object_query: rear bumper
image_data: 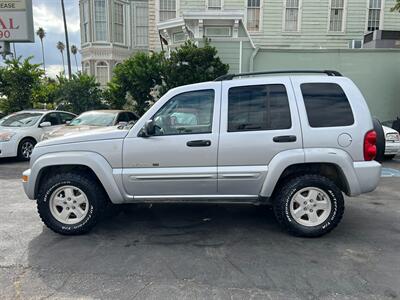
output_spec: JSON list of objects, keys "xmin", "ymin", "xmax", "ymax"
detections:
[
  {"xmin": 384, "ymin": 142, "xmax": 400, "ymax": 155},
  {"xmin": 352, "ymin": 161, "xmax": 381, "ymax": 196}
]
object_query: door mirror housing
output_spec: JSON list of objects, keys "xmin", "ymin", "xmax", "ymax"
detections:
[
  {"xmin": 141, "ymin": 119, "xmax": 156, "ymax": 137},
  {"xmin": 39, "ymin": 121, "xmax": 51, "ymax": 128}
]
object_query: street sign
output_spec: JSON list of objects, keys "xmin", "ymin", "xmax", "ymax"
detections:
[{"xmin": 0, "ymin": 0, "xmax": 33, "ymax": 42}]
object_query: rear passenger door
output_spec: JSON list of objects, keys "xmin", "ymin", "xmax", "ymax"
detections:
[{"xmin": 218, "ymin": 77, "xmax": 303, "ymax": 195}]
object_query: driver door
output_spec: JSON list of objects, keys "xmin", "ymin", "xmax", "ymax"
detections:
[{"xmin": 122, "ymin": 85, "xmax": 220, "ymax": 197}]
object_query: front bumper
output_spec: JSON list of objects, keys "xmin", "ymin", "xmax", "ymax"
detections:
[
  {"xmin": 0, "ymin": 141, "xmax": 17, "ymax": 158},
  {"xmin": 353, "ymin": 160, "xmax": 381, "ymax": 195},
  {"xmin": 22, "ymin": 169, "xmax": 35, "ymax": 200}
]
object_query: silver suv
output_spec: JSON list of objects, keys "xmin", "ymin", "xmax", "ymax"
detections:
[{"xmin": 22, "ymin": 70, "xmax": 381, "ymax": 237}]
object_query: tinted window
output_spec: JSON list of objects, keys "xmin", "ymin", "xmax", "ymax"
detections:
[
  {"xmin": 42, "ymin": 113, "xmax": 60, "ymax": 126},
  {"xmin": 301, "ymin": 83, "xmax": 354, "ymax": 128},
  {"xmin": 117, "ymin": 112, "xmax": 129, "ymax": 123},
  {"xmin": 59, "ymin": 113, "xmax": 75, "ymax": 124},
  {"xmin": 127, "ymin": 112, "xmax": 139, "ymax": 122},
  {"xmin": 228, "ymin": 84, "xmax": 291, "ymax": 132},
  {"xmin": 152, "ymin": 90, "xmax": 215, "ymax": 136}
]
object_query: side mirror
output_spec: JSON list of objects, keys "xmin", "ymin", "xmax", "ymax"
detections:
[
  {"xmin": 66, "ymin": 121, "xmax": 71, "ymax": 125},
  {"xmin": 117, "ymin": 121, "xmax": 128, "ymax": 127},
  {"xmin": 39, "ymin": 121, "xmax": 51, "ymax": 128},
  {"xmin": 141, "ymin": 119, "xmax": 156, "ymax": 137}
]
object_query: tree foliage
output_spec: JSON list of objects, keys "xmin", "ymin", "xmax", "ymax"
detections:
[
  {"xmin": 161, "ymin": 40, "xmax": 229, "ymax": 94},
  {"xmin": 54, "ymin": 73, "xmax": 105, "ymax": 114},
  {"xmin": 0, "ymin": 57, "xmax": 44, "ymax": 114},
  {"xmin": 106, "ymin": 52, "xmax": 164, "ymax": 116},
  {"xmin": 391, "ymin": 0, "xmax": 400, "ymax": 12},
  {"xmin": 106, "ymin": 41, "xmax": 229, "ymax": 116}
]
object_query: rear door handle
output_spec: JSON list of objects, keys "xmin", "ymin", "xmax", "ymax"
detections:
[
  {"xmin": 186, "ymin": 140, "xmax": 212, "ymax": 147},
  {"xmin": 273, "ymin": 135, "xmax": 297, "ymax": 143}
]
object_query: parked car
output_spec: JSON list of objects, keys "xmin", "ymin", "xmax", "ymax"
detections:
[
  {"xmin": 382, "ymin": 125, "xmax": 400, "ymax": 159},
  {"xmin": 42, "ymin": 110, "xmax": 139, "ymax": 140},
  {"xmin": 0, "ymin": 110, "xmax": 76, "ymax": 160},
  {"xmin": 22, "ymin": 70, "xmax": 381, "ymax": 237}
]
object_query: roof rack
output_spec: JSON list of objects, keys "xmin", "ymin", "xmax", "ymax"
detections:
[{"xmin": 214, "ymin": 70, "xmax": 342, "ymax": 81}]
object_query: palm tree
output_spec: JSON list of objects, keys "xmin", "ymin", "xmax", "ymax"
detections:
[
  {"xmin": 36, "ymin": 27, "xmax": 46, "ymax": 73},
  {"xmin": 71, "ymin": 45, "xmax": 79, "ymax": 72},
  {"xmin": 56, "ymin": 41, "xmax": 66, "ymax": 74}
]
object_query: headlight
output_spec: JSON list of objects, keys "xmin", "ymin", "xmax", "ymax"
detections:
[
  {"xmin": 0, "ymin": 132, "xmax": 15, "ymax": 142},
  {"xmin": 386, "ymin": 132, "xmax": 400, "ymax": 142}
]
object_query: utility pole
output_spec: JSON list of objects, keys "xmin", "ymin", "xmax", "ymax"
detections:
[{"xmin": 61, "ymin": 0, "xmax": 72, "ymax": 79}]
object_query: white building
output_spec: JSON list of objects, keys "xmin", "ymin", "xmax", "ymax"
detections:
[{"xmin": 79, "ymin": 0, "xmax": 149, "ymax": 86}]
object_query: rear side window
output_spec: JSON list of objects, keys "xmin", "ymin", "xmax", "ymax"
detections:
[
  {"xmin": 301, "ymin": 83, "xmax": 354, "ymax": 128},
  {"xmin": 228, "ymin": 84, "xmax": 291, "ymax": 132}
]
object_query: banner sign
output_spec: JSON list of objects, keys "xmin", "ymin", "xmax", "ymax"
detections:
[{"xmin": 0, "ymin": 0, "xmax": 34, "ymax": 42}]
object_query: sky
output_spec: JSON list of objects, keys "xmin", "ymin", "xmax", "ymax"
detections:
[{"xmin": 13, "ymin": 0, "xmax": 81, "ymax": 78}]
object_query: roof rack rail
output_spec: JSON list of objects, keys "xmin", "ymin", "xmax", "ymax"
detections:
[{"xmin": 214, "ymin": 70, "xmax": 342, "ymax": 81}]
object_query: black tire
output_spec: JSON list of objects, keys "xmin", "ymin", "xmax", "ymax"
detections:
[
  {"xmin": 37, "ymin": 172, "xmax": 107, "ymax": 235},
  {"xmin": 273, "ymin": 174, "xmax": 345, "ymax": 238},
  {"xmin": 373, "ymin": 118, "xmax": 385, "ymax": 162},
  {"xmin": 17, "ymin": 138, "xmax": 36, "ymax": 161}
]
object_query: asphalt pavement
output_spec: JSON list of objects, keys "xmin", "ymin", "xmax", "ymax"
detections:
[{"xmin": 0, "ymin": 157, "xmax": 399, "ymax": 299}]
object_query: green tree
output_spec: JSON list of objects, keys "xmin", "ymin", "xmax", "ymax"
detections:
[
  {"xmin": 54, "ymin": 73, "xmax": 105, "ymax": 114},
  {"xmin": 106, "ymin": 41, "xmax": 228, "ymax": 115},
  {"xmin": 36, "ymin": 27, "xmax": 46, "ymax": 73},
  {"xmin": 391, "ymin": 0, "xmax": 400, "ymax": 12},
  {"xmin": 161, "ymin": 40, "xmax": 229, "ymax": 94},
  {"xmin": 0, "ymin": 57, "xmax": 44, "ymax": 114},
  {"xmin": 107, "ymin": 52, "xmax": 164, "ymax": 116}
]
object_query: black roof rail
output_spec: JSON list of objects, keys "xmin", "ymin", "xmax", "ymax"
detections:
[{"xmin": 214, "ymin": 70, "xmax": 342, "ymax": 81}]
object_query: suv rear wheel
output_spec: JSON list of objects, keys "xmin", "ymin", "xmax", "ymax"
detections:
[
  {"xmin": 273, "ymin": 174, "xmax": 344, "ymax": 237},
  {"xmin": 37, "ymin": 172, "xmax": 107, "ymax": 235}
]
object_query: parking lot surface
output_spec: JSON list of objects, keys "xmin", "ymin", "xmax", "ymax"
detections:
[{"xmin": 0, "ymin": 158, "xmax": 399, "ymax": 299}]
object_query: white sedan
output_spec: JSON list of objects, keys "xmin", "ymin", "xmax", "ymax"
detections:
[
  {"xmin": 0, "ymin": 110, "xmax": 76, "ymax": 160},
  {"xmin": 383, "ymin": 125, "xmax": 400, "ymax": 159}
]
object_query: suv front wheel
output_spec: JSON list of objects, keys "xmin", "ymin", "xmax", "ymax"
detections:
[
  {"xmin": 37, "ymin": 172, "xmax": 107, "ymax": 235},
  {"xmin": 273, "ymin": 174, "xmax": 345, "ymax": 237}
]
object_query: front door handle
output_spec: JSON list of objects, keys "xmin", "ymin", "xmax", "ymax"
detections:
[
  {"xmin": 273, "ymin": 135, "xmax": 297, "ymax": 143},
  {"xmin": 186, "ymin": 140, "xmax": 212, "ymax": 147}
]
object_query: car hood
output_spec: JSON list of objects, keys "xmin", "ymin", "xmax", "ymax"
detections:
[
  {"xmin": 47, "ymin": 125, "xmax": 105, "ymax": 138},
  {"xmin": 37, "ymin": 126, "xmax": 129, "ymax": 147},
  {"xmin": 0, "ymin": 126, "xmax": 29, "ymax": 133}
]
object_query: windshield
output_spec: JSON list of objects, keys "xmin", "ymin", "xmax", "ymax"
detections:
[
  {"xmin": 0, "ymin": 112, "xmax": 43, "ymax": 127},
  {"xmin": 69, "ymin": 112, "xmax": 117, "ymax": 127}
]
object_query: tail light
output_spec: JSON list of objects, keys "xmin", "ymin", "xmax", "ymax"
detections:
[{"xmin": 364, "ymin": 130, "xmax": 377, "ymax": 161}]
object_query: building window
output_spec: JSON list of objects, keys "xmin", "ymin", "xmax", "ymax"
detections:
[
  {"xmin": 83, "ymin": 62, "xmax": 90, "ymax": 75},
  {"xmin": 82, "ymin": 0, "xmax": 90, "ymax": 43},
  {"xmin": 208, "ymin": 0, "xmax": 222, "ymax": 10},
  {"xmin": 367, "ymin": 0, "xmax": 382, "ymax": 31},
  {"xmin": 96, "ymin": 61, "xmax": 108, "ymax": 85},
  {"xmin": 247, "ymin": 0, "xmax": 261, "ymax": 32},
  {"xmin": 134, "ymin": 4, "xmax": 149, "ymax": 46},
  {"xmin": 173, "ymin": 31, "xmax": 186, "ymax": 43},
  {"xmin": 113, "ymin": 2, "xmax": 124, "ymax": 43},
  {"xmin": 159, "ymin": 0, "xmax": 176, "ymax": 22},
  {"xmin": 205, "ymin": 27, "xmax": 232, "ymax": 37},
  {"xmin": 94, "ymin": 0, "xmax": 107, "ymax": 41},
  {"xmin": 284, "ymin": 0, "xmax": 300, "ymax": 31},
  {"xmin": 329, "ymin": 0, "xmax": 345, "ymax": 32}
]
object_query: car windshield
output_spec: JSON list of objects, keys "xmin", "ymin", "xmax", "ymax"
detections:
[
  {"xmin": 69, "ymin": 112, "xmax": 117, "ymax": 127},
  {"xmin": 0, "ymin": 112, "xmax": 43, "ymax": 127}
]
